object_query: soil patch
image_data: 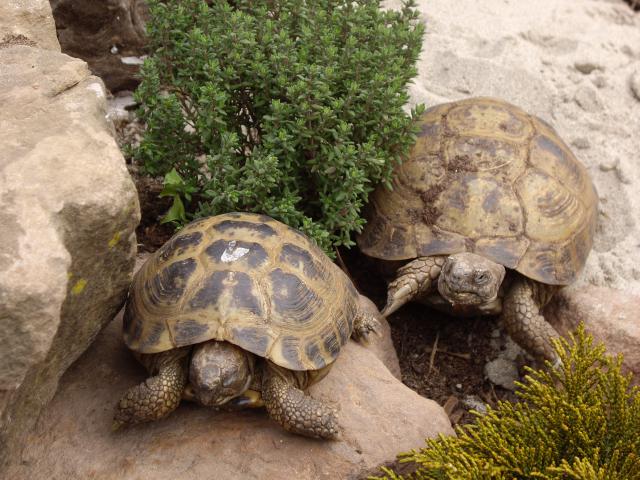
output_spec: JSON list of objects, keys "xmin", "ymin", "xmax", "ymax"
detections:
[
  {"xmin": 132, "ymin": 174, "xmax": 175, "ymax": 252},
  {"xmin": 339, "ymin": 247, "xmax": 520, "ymax": 428},
  {"xmin": 113, "ymin": 111, "xmax": 175, "ymax": 252}
]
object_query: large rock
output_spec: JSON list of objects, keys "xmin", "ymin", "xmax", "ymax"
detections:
[
  {"xmin": 546, "ymin": 287, "xmax": 640, "ymax": 384},
  {"xmin": 0, "ymin": 38, "xmax": 139, "ymax": 471},
  {"xmin": 358, "ymin": 296, "xmax": 402, "ymax": 380},
  {"xmin": 0, "ymin": 0, "xmax": 60, "ymax": 51},
  {"xmin": 50, "ymin": 0, "xmax": 149, "ymax": 92},
  {"xmin": 5, "ymin": 309, "xmax": 453, "ymax": 479}
]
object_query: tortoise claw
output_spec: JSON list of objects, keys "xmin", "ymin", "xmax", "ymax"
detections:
[
  {"xmin": 227, "ymin": 389, "xmax": 264, "ymax": 409},
  {"xmin": 382, "ymin": 284, "xmax": 413, "ymax": 316}
]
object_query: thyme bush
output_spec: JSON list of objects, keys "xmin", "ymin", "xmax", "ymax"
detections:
[
  {"xmin": 376, "ymin": 325, "xmax": 640, "ymax": 480},
  {"xmin": 133, "ymin": 0, "xmax": 424, "ymax": 252}
]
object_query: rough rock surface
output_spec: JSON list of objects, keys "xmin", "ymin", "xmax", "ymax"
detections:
[
  {"xmin": 5, "ymin": 307, "xmax": 452, "ymax": 480},
  {"xmin": 357, "ymin": 296, "xmax": 402, "ymax": 380},
  {"xmin": 0, "ymin": 1, "xmax": 139, "ymax": 467},
  {"xmin": 546, "ymin": 287, "xmax": 640, "ymax": 384},
  {"xmin": 0, "ymin": 0, "xmax": 60, "ymax": 51},
  {"xmin": 50, "ymin": 0, "xmax": 149, "ymax": 92}
]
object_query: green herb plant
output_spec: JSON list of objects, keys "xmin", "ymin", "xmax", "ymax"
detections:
[
  {"xmin": 377, "ymin": 325, "xmax": 640, "ymax": 480},
  {"xmin": 133, "ymin": 0, "xmax": 425, "ymax": 252}
]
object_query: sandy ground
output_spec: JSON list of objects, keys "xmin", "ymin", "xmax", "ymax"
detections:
[{"xmin": 385, "ymin": 0, "xmax": 640, "ymax": 294}]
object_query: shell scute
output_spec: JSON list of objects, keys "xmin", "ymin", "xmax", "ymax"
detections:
[
  {"xmin": 358, "ymin": 97, "xmax": 598, "ymax": 285},
  {"xmin": 269, "ymin": 268, "xmax": 323, "ymax": 325},
  {"xmin": 124, "ymin": 212, "xmax": 358, "ymax": 371}
]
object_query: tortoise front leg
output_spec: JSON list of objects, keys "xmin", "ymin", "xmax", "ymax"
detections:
[
  {"xmin": 262, "ymin": 363, "xmax": 339, "ymax": 439},
  {"xmin": 351, "ymin": 294, "xmax": 382, "ymax": 342},
  {"xmin": 383, "ymin": 256, "xmax": 447, "ymax": 316},
  {"xmin": 501, "ymin": 278, "xmax": 561, "ymax": 364},
  {"xmin": 113, "ymin": 348, "xmax": 189, "ymax": 429}
]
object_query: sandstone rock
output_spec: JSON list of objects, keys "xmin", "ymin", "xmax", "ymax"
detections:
[
  {"xmin": 50, "ymin": 0, "xmax": 149, "ymax": 92},
  {"xmin": 546, "ymin": 286, "xmax": 640, "ymax": 384},
  {"xmin": 0, "ymin": 45, "xmax": 139, "ymax": 468},
  {"xmin": 0, "ymin": 0, "xmax": 60, "ymax": 51},
  {"xmin": 357, "ymin": 295, "xmax": 402, "ymax": 379},
  {"xmin": 5, "ymin": 310, "xmax": 453, "ymax": 479}
]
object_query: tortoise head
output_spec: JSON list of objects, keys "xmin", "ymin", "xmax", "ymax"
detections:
[
  {"xmin": 438, "ymin": 253, "xmax": 505, "ymax": 307},
  {"xmin": 188, "ymin": 340, "xmax": 255, "ymax": 407}
]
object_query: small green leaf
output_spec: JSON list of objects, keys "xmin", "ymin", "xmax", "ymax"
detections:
[{"xmin": 161, "ymin": 195, "xmax": 186, "ymax": 224}]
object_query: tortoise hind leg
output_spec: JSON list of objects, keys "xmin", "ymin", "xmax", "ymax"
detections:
[
  {"xmin": 262, "ymin": 363, "xmax": 339, "ymax": 439},
  {"xmin": 502, "ymin": 278, "xmax": 561, "ymax": 365},
  {"xmin": 113, "ymin": 348, "xmax": 189, "ymax": 429}
]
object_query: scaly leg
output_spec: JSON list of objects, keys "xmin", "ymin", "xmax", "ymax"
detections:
[
  {"xmin": 113, "ymin": 348, "xmax": 189, "ymax": 429},
  {"xmin": 351, "ymin": 294, "xmax": 382, "ymax": 342},
  {"xmin": 501, "ymin": 278, "xmax": 561, "ymax": 364},
  {"xmin": 262, "ymin": 363, "xmax": 339, "ymax": 439},
  {"xmin": 383, "ymin": 256, "xmax": 447, "ymax": 316}
]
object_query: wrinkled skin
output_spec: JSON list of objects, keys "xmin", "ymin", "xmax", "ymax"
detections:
[
  {"xmin": 185, "ymin": 341, "xmax": 256, "ymax": 407},
  {"xmin": 437, "ymin": 253, "xmax": 506, "ymax": 309}
]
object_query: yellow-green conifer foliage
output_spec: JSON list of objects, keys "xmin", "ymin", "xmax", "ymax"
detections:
[{"xmin": 377, "ymin": 325, "xmax": 640, "ymax": 480}]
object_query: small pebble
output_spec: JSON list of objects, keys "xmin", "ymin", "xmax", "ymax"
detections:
[
  {"xmin": 630, "ymin": 70, "xmax": 640, "ymax": 102},
  {"xmin": 462, "ymin": 395, "xmax": 488, "ymax": 415},
  {"xmin": 599, "ymin": 159, "xmax": 618, "ymax": 172},
  {"xmin": 110, "ymin": 45, "xmax": 119, "ymax": 54},
  {"xmin": 574, "ymin": 85, "xmax": 602, "ymax": 112},
  {"xmin": 455, "ymin": 383, "xmax": 463, "ymax": 390},
  {"xmin": 572, "ymin": 137, "xmax": 590, "ymax": 150},
  {"xmin": 615, "ymin": 161, "xmax": 633, "ymax": 185},
  {"xmin": 591, "ymin": 75, "xmax": 607, "ymax": 89},
  {"xmin": 484, "ymin": 358, "xmax": 519, "ymax": 390},
  {"xmin": 574, "ymin": 61, "xmax": 600, "ymax": 75}
]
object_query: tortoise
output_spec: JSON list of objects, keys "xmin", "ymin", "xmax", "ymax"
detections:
[
  {"xmin": 114, "ymin": 212, "xmax": 380, "ymax": 439},
  {"xmin": 357, "ymin": 97, "xmax": 598, "ymax": 363}
]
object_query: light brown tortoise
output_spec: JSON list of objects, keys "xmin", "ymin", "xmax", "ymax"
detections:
[
  {"xmin": 357, "ymin": 97, "xmax": 598, "ymax": 363},
  {"xmin": 114, "ymin": 212, "xmax": 380, "ymax": 439}
]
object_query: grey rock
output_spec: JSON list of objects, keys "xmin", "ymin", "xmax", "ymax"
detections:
[
  {"xmin": 462, "ymin": 395, "xmax": 488, "ymax": 415},
  {"xmin": 0, "ymin": 44, "xmax": 139, "ymax": 468},
  {"xmin": 484, "ymin": 358, "xmax": 519, "ymax": 390}
]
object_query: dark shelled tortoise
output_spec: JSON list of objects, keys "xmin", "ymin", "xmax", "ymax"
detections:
[
  {"xmin": 358, "ymin": 97, "xmax": 598, "ymax": 363},
  {"xmin": 114, "ymin": 212, "xmax": 380, "ymax": 439}
]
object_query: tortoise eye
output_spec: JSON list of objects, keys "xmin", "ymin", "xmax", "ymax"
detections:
[{"xmin": 475, "ymin": 271, "xmax": 489, "ymax": 284}]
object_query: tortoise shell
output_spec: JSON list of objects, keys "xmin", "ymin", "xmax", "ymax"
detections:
[
  {"xmin": 358, "ymin": 97, "xmax": 598, "ymax": 285},
  {"xmin": 124, "ymin": 213, "xmax": 358, "ymax": 371}
]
